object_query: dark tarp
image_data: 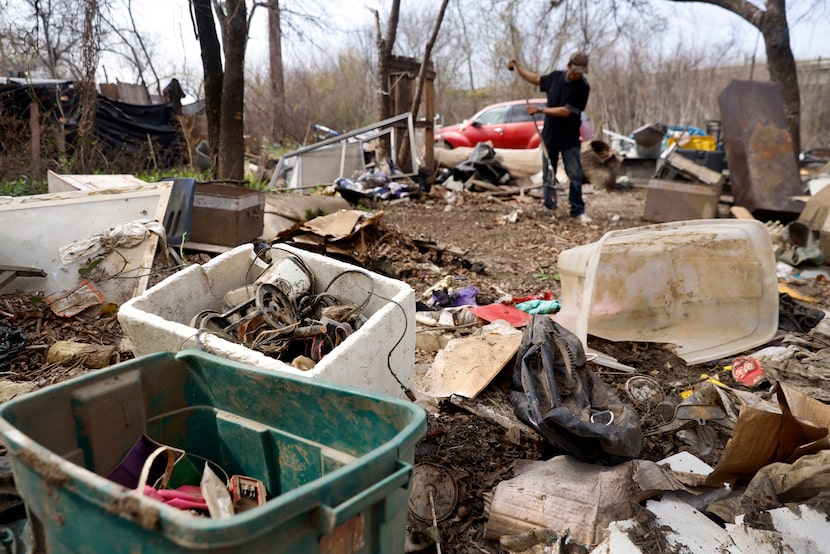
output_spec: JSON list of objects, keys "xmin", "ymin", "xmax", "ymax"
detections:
[
  {"xmin": 0, "ymin": 81, "xmax": 75, "ymax": 155},
  {"xmin": 89, "ymin": 95, "xmax": 184, "ymax": 167},
  {"xmin": 0, "ymin": 81, "xmax": 74, "ymax": 120},
  {"xmin": 0, "ymin": 80, "xmax": 184, "ymax": 168}
]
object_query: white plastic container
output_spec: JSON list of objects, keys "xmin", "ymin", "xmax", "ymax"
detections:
[
  {"xmin": 118, "ymin": 244, "xmax": 415, "ymax": 399},
  {"xmin": 556, "ymin": 220, "xmax": 778, "ymax": 365}
]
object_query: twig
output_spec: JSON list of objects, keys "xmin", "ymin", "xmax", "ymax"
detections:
[
  {"xmin": 429, "ymin": 489, "xmax": 442, "ymax": 554},
  {"xmin": 415, "ymin": 321, "xmax": 483, "ymax": 332}
]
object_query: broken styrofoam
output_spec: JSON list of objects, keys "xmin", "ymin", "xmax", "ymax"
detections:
[
  {"xmin": 589, "ymin": 520, "xmax": 648, "ymax": 554},
  {"xmin": 726, "ymin": 505, "xmax": 830, "ymax": 554},
  {"xmin": 645, "ymin": 496, "xmax": 740, "ymax": 552},
  {"xmin": 118, "ymin": 243, "xmax": 415, "ymax": 400}
]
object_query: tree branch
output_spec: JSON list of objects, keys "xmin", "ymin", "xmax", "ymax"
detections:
[{"xmin": 666, "ymin": 0, "xmax": 764, "ymax": 28}]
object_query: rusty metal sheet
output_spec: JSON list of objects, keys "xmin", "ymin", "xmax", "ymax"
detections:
[{"xmin": 718, "ymin": 80, "xmax": 805, "ymax": 221}]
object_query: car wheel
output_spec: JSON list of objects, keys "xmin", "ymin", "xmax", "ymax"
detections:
[{"xmin": 436, "ymin": 139, "xmax": 453, "ymax": 149}]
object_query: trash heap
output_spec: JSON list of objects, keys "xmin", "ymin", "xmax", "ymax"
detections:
[
  {"xmin": 187, "ymin": 250, "xmax": 368, "ymax": 368},
  {"xmin": 334, "ymin": 170, "xmax": 418, "ymax": 205}
]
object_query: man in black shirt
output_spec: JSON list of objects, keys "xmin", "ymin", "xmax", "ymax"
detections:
[{"xmin": 508, "ymin": 52, "xmax": 591, "ymax": 222}]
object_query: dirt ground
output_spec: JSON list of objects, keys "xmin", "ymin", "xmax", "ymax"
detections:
[
  {"xmin": 3, "ymin": 180, "xmax": 830, "ymax": 552},
  {"xmin": 379, "ymin": 182, "xmax": 830, "ymax": 552},
  {"xmin": 378, "ymin": 184, "xmax": 737, "ymax": 552}
]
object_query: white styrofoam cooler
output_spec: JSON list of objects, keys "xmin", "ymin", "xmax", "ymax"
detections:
[{"xmin": 118, "ymin": 244, "xmax": 415, "ymax": 399}]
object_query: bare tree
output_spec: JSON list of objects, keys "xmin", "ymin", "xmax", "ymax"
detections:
[
  {"xmin": 217, "ymin": 0, "xmax": 247, "ymax": 181},
  {"xmin": 190, "ymin": 0, "xmax": 248, "ymax": 180},
  {"xmin": 99, "ymin": 0, "xmax": 164, "ymax": 96},
  {"xmin": 666, "ymin": 0, "xmax": 804, "ymax": 156},
  {"xmin": 373, "ymin": 0, "xmax": 402, "ymax": 126},
  {"xmin": 370, "ymin": 0, "xmax": 402, "ymax": 163},
  {"xmin": 265, "ymin": 0, "xmax": 325, "ymax": 145},
  {"xmin": 268, "ymin": 0, "xmax": 286, "ymax": 144},
  {"xmin": 76, "ymin": 0, "xmax": 101, "ymax": 172},
  {"xmin": 0, "ymin": 0, "xmax": 87, "ymax": 78},
  {"xmin": 192, "ymin": 0, "xmax": 223, "ymax": 173},
  {"xmin": 396, "ymin": 0, "xmax": 450, "ymax": 164},
  {"xmin": 453, "ymin": 0, "xmax": 478, "ymax": 93}
]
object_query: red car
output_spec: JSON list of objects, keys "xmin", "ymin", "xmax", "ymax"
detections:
[
  {"xmin": 436, "ymin": 99, "xmax": 546, "ymax": 150},
  {"xmin": 436, "ymin": 99, "xmax": 593, "ymax": 149}
]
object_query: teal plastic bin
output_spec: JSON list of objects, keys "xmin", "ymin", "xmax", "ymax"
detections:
[{"xmin": 0, "ymin": 350, "xmax": 426, "ymax": 553}]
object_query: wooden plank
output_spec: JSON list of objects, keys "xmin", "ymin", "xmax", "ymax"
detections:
[
  {"xmin": 729, "ymin": 205, "xmax": 756, "ymax": 220},
  {"xmin": 182, "ymin": 241, "xmax": 233, "ymax": 254},
  {"xmin": 0, "ymin": 265, "xmax": 46, "ymax": 289},
  {"xmin": 665, "ymin": 151, "xmax": 725, "ymax": 187}
]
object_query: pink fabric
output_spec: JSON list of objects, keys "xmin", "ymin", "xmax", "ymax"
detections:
[{"xmin": 140, "ymin": 485, "xmax": 209, "ymax": 511}]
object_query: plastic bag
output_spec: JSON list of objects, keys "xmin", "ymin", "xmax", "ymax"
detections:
[
  {"xmin": 515, "ymin": 299, "xmax": 561, "ymax": 314},
  {"xmin": 202, "ymin": 463, "xmax": 234, "ymax": 518}
]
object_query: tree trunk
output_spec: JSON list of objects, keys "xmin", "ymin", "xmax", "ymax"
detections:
[
  {"xmin": 373, "ymin": 0, "xmax": 401, "ymax": 162},
  {"xmin": 670, "ymin": 0, "xmax": 801, "ymax": 158},
  {"xmin": 193, "ymin": 0, "xmax": 223, "ymax": 174},
  {"xmin": 217, "ymin": 0, "xmax": 247, "ymax": 181},
  {"xmin": 760, "ymin": 0, "xmax": 800, "ymax": 156},
  {"xmin": 76, "ymin": 0, "xmax": 100, "ymax": 173},
  {"xmin": 268, "ymin": 0, "xmax": 286, "ymax": 145}
]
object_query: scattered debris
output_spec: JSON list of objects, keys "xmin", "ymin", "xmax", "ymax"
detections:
[{"xmin": 6, "ymin": 103, "xmax": 830, "ymax": 552}]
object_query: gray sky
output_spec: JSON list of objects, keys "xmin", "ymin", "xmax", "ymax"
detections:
[{"xmin": 100, "ymin": 0, "xmax": 829, "ymax": 93}]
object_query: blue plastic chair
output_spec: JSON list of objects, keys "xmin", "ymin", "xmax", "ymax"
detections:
[{"xmin": 161, "ymin": 177, "xmax": 196, "ymax": 248}]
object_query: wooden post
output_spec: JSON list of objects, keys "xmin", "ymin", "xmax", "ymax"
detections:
[
  {"xmin": 30, "ymin": 99, "xmax": 41, "ymax": 175},
  {"xmin": 424, "ymin": 75, "xmax": 435, "ymax": 185}
]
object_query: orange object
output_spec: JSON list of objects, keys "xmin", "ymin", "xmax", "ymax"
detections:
[{"xmin": 45, "ymin": 280, "xmax": 104, "ymax": 317}]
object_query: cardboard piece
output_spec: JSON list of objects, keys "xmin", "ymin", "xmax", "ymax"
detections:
[
  {"xmin": 418, "ymin": 333, "xmax": 522, "ymax": 399},
  {"xmin": 262, "ymin": 192, "xmax": 350, "ymax": 240},
  {"xmin": 303, "ymin": 210, "xmax": 366, "ymax": 239},
  {"xmin": 704, "ymin": 382, "xmax": 830, "ymax": 487},
  {"xmin": 485, "ymin": 456, "xmax": 685, "ymax": 547},
  {"xmin": 275, "ymin": 210, "xmax": 385, "ymax": 260}
]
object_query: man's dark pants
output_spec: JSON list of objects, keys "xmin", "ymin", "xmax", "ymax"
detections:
[{"xmin": 542, "ymin": 145, "xmax": 585, "ymax": 217}]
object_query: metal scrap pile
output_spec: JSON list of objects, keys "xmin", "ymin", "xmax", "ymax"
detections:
[{"xmin": 188, "ymin": 251, "xmax": 369, "ymax": 367}]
